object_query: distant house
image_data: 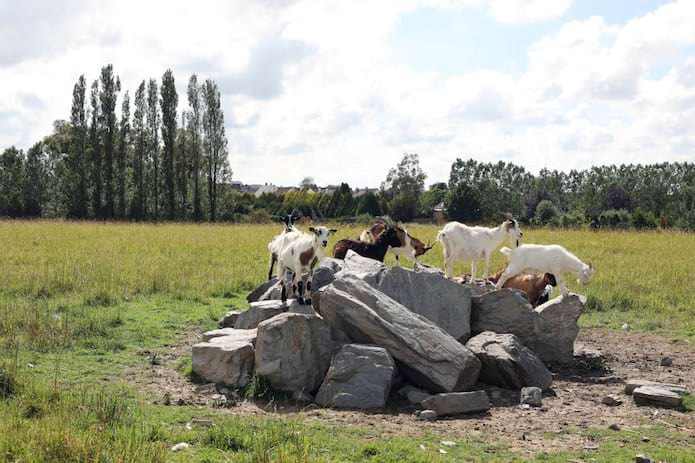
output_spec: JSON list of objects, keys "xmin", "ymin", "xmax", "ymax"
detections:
[
  {"xmin": 254, "ymin": 183, "xmax": 278, "ymax": 197},
  {"xmin": 320, "ymin": 185, "xmax": 339, "ymax": 195},
  {"xmin": 433, "ymin": 201, "xmax": 446, "ymax": 224}
]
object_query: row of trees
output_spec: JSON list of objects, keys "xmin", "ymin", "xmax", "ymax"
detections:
[{"xmin": 0, "ymin": 65, "xmax": 230, "ymax": 221}]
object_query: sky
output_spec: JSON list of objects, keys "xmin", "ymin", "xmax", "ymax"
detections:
[{"xmin": 1, "ymin": 0, "xmax": 694, "ymax": 188}]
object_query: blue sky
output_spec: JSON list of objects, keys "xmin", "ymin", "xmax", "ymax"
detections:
[{"xmin": 1, "ymin": 0, "xmax": 694, "ymax": 187}]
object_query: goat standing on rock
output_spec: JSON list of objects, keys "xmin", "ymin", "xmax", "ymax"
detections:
[
  {"xmin": 267, "ymin": 212, "xmax": 301, "ymax": 280},
  {"xmin": 278, "ymin": 226, "xmax": 337, "ymax": 305},
  {"xmin": 358, "ymin": 222, "xmax": 434, "ymax": 265},
  {"xmin": 437, "ymin": 213, "xmax": 523, "ymax": 282},
  {"xmin": 496, "ymin": 244, "xmax": 593, "ymax": 296},
  {"xmin": 333, "ymin": 219, "xmax": 403, "ymax": 262}
]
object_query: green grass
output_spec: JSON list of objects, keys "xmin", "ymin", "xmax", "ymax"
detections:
[{"xmin": 0, "ymin": 219, "xmax": 694, "ymax": 462}]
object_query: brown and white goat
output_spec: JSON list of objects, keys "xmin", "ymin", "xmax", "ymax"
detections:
[
  {"xmin": 277, "ymin": 226, "xmax": 337, "ymax": 305},
  {"xmin": 358, "ymin": 222, "xmax": 434, "ymax": 265},
  {"xmin": 333, "ymin": 226, "xmax": 403, "ymax": 262},
  {"xmin": 458, "ymin": 269, "xmax": 556, "ymax": 307}
]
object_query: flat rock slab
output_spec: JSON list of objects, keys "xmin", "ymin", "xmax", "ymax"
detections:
[
  {"xmin": 377, "ymin": 266, "xmax": 473, "ymax": 342},
  {"xmin": 624, "ymin": 379, "xmax": 688, "ymax": 396},
  {"xmin": 235, "ymin": 300, "xmax": 301, "ymax": 330},
  {"xmin": 255, "ymin": 313, "xmax": 337, "ymax": 396},
  {"xmin": 218, "ymin": 310, "xmax": 241, "ymax": 328},
  {"xmin": 420, "ymin": 391, "xmax": 491, "ymax": 417},
  {"xmin": 247, "ymin": 277, "xmax": 282, "ymax": 303},
  {"xmin": 335, "ymin": 250, "xmax": 387, "ymax": 287},
  {"xmin": 192, "ymin": 330, "xmax": 257, "ymax": 388},
  {"xmin": 201, "ymin": 327, "xmax": 257, "ymax": 343},
  {"xmin": 633, "ymin": 386, "xmax": 683, "ymax": 408},
  {"xmin": 315, "ymin": 344, "xmax": 396, "ymax": 410},
  {"xmin": 318, "ymin": 276, "xmax": 481, "ymax": 393},
  {"xmin": 466, "ymin": 332, "xmax": 552, "ymax": 391},
  {"xmin": 396, "ymin": 384, "xmax": 432, "ymax": 405}
]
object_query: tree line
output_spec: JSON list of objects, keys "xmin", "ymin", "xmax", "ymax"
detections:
[
  {"xmin": 2, "ymin": 71, "xmax": 695, "ymax": 230},
  {"xmin": 0, "ymin": 65, "xmax": 230, "ymax": 222}
]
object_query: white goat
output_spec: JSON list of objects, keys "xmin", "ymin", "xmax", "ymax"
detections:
[
  {"xmin": 496, "ymin": 244, "xmax": 593, "ymax": 296},
  {"xmin": 267, "ymin": 214, "xmax": 301, "ymax": 280},
  {"xmin": 278, "ymin": 226, "xmax": 337, "ymax": 305},
  {"xmin": 436, "ymin": 214, "xmax": 523, "ymax": 281}
]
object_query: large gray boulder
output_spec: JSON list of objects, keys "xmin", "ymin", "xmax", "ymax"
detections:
[
  {"xmin": 201, "ymin": 327, "xmax": 256, "ymax": 342},
  {"xmin": 466, "ymin": 332, "xmax": 552, "ymax": 391},
  {"xmin": 471, "ymin": 289, "xmax": 536, "ymax": 340},
  {"xmin": 310, "ymin": 258, "xmax": 345, "ymax": 310},
  {"xmin": 246, "ymin": 277, "xmax": 282, "ymax": 303},
  {"xmin": 471, "ymin": 290, "xmax": 586, "ymax": 363},
  {"xmin": 235, "ymin": 300, "xmax": 299, "ymax": 330},
  {"xmin": 315, "ymin": 344, "xmax": 396, "ymax": 410},
  {"xmin": 254, "ymin": 313, "xmax": 337, "ymax": 397},
  {"xmin": 192, "ymin": 329, "xmax": 257, "ymax": 388},
  {"xmin": 420, "ymin": 391, "xmax": 491, "ymax": 416},
  {"xmin": 377, "ymin": 266, "xmax": 473, "ymax": 342},
  {"xmin": 218, "ymin": 310, "xmax": 241, "ymax": 328},
  {"xmin": 531, "ymin": 294, "xmax": 586, "ymax": 362},
  {"xmin": 317, "ymin": 276, "xmax": 481, "ymax": 393},
  {"xmin": 335, "ymin": 250, "xmax": 387, "ymax": 286}
]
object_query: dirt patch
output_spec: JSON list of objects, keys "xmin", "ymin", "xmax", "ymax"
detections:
[{"xmin": 126, "ymin": 328, "xmax": 695, "ymax": 454}]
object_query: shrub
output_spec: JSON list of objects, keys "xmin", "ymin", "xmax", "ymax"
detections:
[
  {"xmin": 598, "ymin": 209, "xmax": 631, "ymax": 229},
  {"xmin": 631, "ymin": 208, "xmax": 658, "ymax": 229},
  {"xmin": 0, "ymin": 366, "xmax": 19, "ymax": 399},
  {"xmin": 534, "ymin": 200, "xmax": 559, "ymax": 224}
]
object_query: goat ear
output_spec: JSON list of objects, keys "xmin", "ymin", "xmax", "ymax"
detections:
[
  {"xmin": 309, "ymin": 227, "xmax": 316, "ymax": 233},
  {"xmin": 545, "ymin": 273, "xmax": 557, "ymax": 286},
  {"xmin": 588, "ymin": 261, "xmax": 593, "ymax": 270},
  {"xmin": 329, "ymin": 228, "xmax": 338, "ymax": 234}
]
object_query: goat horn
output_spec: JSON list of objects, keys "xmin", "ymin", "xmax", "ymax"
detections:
[{"xmin": 501, "ymin": 212, "xmax": 513, "ymax": 220}]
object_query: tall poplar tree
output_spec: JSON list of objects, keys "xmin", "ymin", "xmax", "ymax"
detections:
[
  {"xmin": 202, "ymin": 79, "xmax": 230, "ymax": 222},
  {"xmin": 99, "ymin": 64, "xmax": 120, "ymax": 219},
  {"xmin": 146, "ymin": 79, "xmax": 160, "ymax": 219},
  {"xmin": 89, "ymin": 79, "xmax": 102, "ymax": 218},
  {"xmin": 69, "ymin": 74, "xmax": 88, "ymax": 218},
  {"xmin": 117, "ymin": 91, "xmax": 130, "ymax": 218},
  {"xmin": 131, "ymin": 81, "xmax": 147, "ymax": 220},
  {"xmin": 187, "ymin": 74, "xmax": 203, "ymax": 221},
  {"xmin": 160, "ymin": 69, "xmax": 178, "ymax": 220}
]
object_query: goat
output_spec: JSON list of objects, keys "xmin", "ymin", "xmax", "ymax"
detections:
[
  {"xmin": 488, "ymin": 269, "xmax": 556, "ymax": 307},
  {"xmin": 437, "ymin": 213, "xmax": 523, "ymax": 282},
  {"xmin": 267, "ymin": 212, "xmax": 301, "ymax": 280},
  {"xmin": 496, "ymin": 244, "xmax": 593, "ymax": 296},
  {"xmin": 278, "ymin": 226, "xmax": 337, "ymax": 304},
  {"xmin": 333, "ymin": 225, "xmax": 403, "ymax": 262},
  {"xmin": 358, "ymin": 222, "xmax": 434, "ymax": 265}
]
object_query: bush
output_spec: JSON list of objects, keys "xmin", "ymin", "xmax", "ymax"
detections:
[
  {"xmin": 557, "ymin": 211, "xmax": 585, "ymax": 228},
  {"xmin": 534, "ymin": 200, "xmax": 558, "ymax": 224},
  {"xmin": 598, "ymin": 209, "xmax": 631, "ymax": 229},
  {"xmin": 676, "ymin": 210, "xmax": 695, "ymax": 231},
  {"xmin": 389, "ymin": 192, "xmax": 418, "ymax": 222},
  {"xmin": 243, "ymin": 208, "xmax": 273, "ymax": 224},
  {"xmin": 631, "ymin": 208, "xmax": 658, "ymax": 229}
]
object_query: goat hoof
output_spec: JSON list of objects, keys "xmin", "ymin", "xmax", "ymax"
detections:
[
  {"xmin": 304, "ymin": 298, "xmax": 312, "ymax": 306},
  {"xmin": 297, "ymin": 297, "xmax": 305, "ymax": 305}
]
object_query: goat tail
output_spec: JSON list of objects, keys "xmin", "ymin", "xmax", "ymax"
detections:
[{"xmin": 500, "ymin": 246, "xmax": 512, "ymax": 256}]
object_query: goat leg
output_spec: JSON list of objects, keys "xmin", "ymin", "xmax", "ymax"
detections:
[{"xmin": 296, "ymin": 280, "xmax": 304, "ymax": 305}]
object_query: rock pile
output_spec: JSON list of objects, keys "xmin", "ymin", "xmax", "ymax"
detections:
[{"xmin": 192, "ymin": 251, "xmax": 589, "ymax": 416}]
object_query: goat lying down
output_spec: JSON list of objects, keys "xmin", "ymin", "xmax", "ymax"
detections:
[
  {"xmin": 359, "ymin": 222, "xmax": 434, "ymax": 265},
  {"xmin": 278, "ymin": 226, "xmax": 337, "ymax": 304},
  {"xmin": 496, "ymin": 244, "xmax": 593, "ymax": 296},
  {"xmin": 457, "ymin": 269, "xmax": 556, "ymax": 307},
  {"xmin": 437, "ymin": 213, "xmax": 523, "ymax": 281}
]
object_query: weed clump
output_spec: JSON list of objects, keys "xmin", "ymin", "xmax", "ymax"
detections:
[{"xmin": 0, "ymin": 366, "xmax": 19, "ymax": 399}]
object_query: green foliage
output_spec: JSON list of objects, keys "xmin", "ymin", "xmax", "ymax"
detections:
[
  {"xmin": 381, "ymin": 153, "xmax": 427, "ymax": 199},
  {"xmin": 534, "ymin": 199, "xmax": 559, "ymax": 224},
  {"xmin": 632, "ymin": 208, "xmax": 658, "ymax": 229},
  {"xmin": 598, "ymin": 209, "xmax": 631, "ymax": 229},
  {"xmin": 446, "ymin": 182, "xmax": 482, "ymax": 222},
  {"xmin": 390, "ymin": 191, "xmax": 418, "ymax": 222},
  {"xmin": 0, "ymin": 366, "xmax": 19, "ymax": 399}
]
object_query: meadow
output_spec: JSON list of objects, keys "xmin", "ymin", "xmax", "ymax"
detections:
[{"xmin": 0, "ymin": 220, "xmax": 693, "ymax": 462}]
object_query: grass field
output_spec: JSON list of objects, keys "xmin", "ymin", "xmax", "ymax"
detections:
[{"xmin": 0, "ymin": 220, "xmax": 694, "ymax": 462}]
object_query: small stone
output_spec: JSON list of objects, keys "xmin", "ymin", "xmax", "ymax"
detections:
[
  {"xmin": 419, "ymin": 444, "xmax": 426, "ymax": 450},
  {"xmin": 171, "ymin": 443, "xmax": 190, "ymax": 452},
  {"xmin": 416, "ymin": 410, "xmax": 438, "ymax": 421},
  {"xmin": 633, "ymin": 386, "xmax": 683, "ymax": 408},
  {"xmin": 421, "ymin": 391, "xmax": 491, "ymax": 417},
  {"xmin": 440, "ymin": 441, "xmax": 456, "ymax": 447},
  {"xmin": 439, "ymin": 449, "xmax": 448, "ymax": 454},
  {"xmin": 624, "ymin": 380, "xmax": 688, "ymax": 396},
  {"xmin": 621, "ymin": 323, "xmax": 630, "ymax": 332},
  {"xmin": 520, "ymin": 387, "xmax": 542, "ymax": 407},
  {"xmin": 635, "ymin": 454, "xmax": 653, "ymax": 463},
  {"xmin": 641, "ymin": 436, "xmax": 650, "ymax": 442},
  {"xmin": 660, "ymin": 356, "xmax": 673, "ymax": 367},
  {"xmin": 396, "ymin": 384, "xmax": 432, "ymax": 405},
  {"xmin": 608, "ymin": 423, "xmax": 621, "ymax": 431},
  {"xmin": 602, "ymin": 395, "xmax": 623, "ymax": 406}
]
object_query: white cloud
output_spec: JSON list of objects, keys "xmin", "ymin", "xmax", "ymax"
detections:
[{"xmin": 1, "ymin": 0, "xmax": 695, "ymax": 187}]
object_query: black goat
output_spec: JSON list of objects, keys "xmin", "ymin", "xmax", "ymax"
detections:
[{"xmin": 332, "ymin": 227, "xmax": 402, "ymax": 262}]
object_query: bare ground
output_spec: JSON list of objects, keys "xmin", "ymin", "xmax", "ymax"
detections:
[{"xmin": 126, "ymin": 328, "xmax": 695, "ymax": 454}]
